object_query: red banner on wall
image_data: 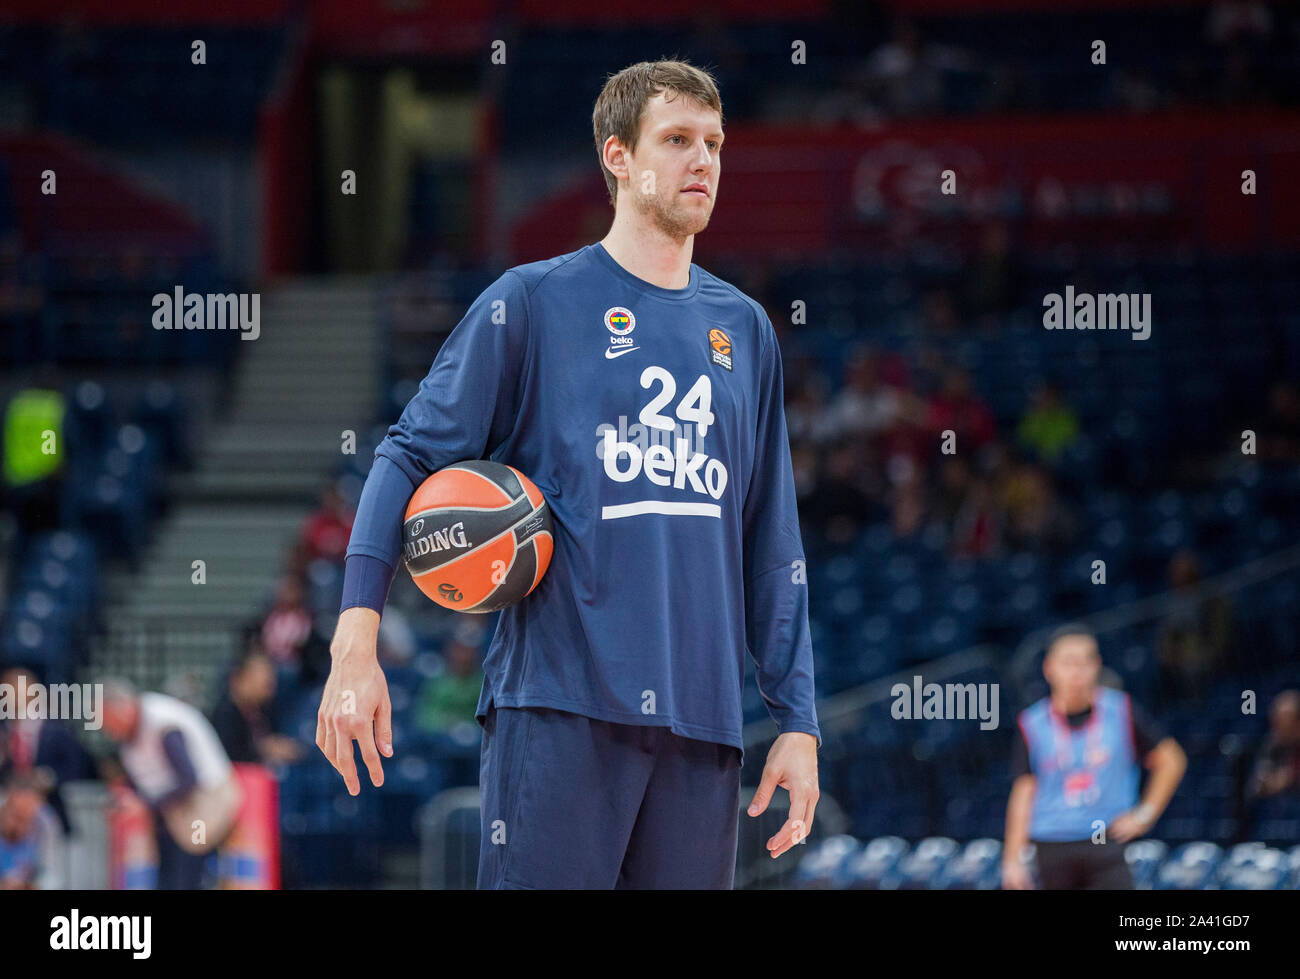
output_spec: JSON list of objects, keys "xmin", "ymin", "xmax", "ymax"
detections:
[
  {"xmin": 108, "ymin": 785, "xmax": 157, "ymax": 890},
  {"xmin": 107, "ymin": 764, "xmax": 280, "ymax": 890},
  {"xmin": 888, "ymin": 0, "xmax": 1208, "ymax": 12},
  {"xmin": 217, "ymin": 763, "xmax": 280, "ymax": 890},
  {"xmin": 513, "ymin": 110, "xmax": 1300, "ymax": 261},
  {"xmin": 0, "ymin": 0, "xmax": 290, "ymax": 23}
]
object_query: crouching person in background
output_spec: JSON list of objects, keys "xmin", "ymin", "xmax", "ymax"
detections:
[
  {"xmin": 102, "ymin": 679, "xmax": 242, "ymax": 889},
  {"xmin": 0, "ymin": 769, "xmax": 65, "ymax": 889}
]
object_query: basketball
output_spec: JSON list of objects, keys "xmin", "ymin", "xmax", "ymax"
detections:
[{"xmin": 401, "ymin": 460, "xmax": 554, "ymax": 612}]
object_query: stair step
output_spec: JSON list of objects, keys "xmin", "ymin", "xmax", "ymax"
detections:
[
  {"xmin": 90, "ymin": 277, "xmax": 379, "ymax": 690},
  {"xmin": 167, "ymin": 470, "xmax": 335, "ymax": 497}
]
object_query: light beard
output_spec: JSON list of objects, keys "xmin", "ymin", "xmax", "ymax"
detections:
[{"xmin": 634, "ymin": 188, "xmax": 711, "ymax": 242}]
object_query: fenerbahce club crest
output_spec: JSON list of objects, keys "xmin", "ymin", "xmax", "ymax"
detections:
[
  {"xmin": 604, "ymin": 306, "xmax": 637, "ymax": 358},
  {"xmin": 708, "ymin": 328, "xmax": 733, "ymax": 371}
]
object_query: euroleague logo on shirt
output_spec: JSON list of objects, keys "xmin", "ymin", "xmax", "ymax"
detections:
[
  {"xmin": 708, "ymin": 328, "xmax": 733, "ymax": 371},
  {"xmin": 603, "ymin": 306, "xmax": 638, "ymax": 359}
]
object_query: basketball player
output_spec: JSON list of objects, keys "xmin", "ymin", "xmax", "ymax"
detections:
[
  {"xmin": 316, "ymin": 60, "xmax": 821, "ymax": 888},
  {"xmin": 1002, "ymin": 625, "xmax": 1186, "ymax": 889}
]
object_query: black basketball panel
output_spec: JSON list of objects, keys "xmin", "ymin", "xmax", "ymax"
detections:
[
  {"xmin": 402, "ymin": 498, "xmax": 534, "ymax": 575},
  {"xmin": 466, "ymin": 537, "xmax": 538, "ymax": 613},
  {"xmin": 445, "ymin": 459, "xmax": 525, "ymax": 501}
]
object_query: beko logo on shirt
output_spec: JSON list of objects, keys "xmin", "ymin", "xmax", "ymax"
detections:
[
  {"xmin": 596, "ymin": 364, "xmax": 728, "ymax": 519},
  {"xmin": 603, "ymin": 306, "xmax": 639, "ymax": 359}
]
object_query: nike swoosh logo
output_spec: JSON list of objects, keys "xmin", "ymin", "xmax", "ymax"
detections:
[{"xmin": 605, "ymin": 346, "xmax": 639, "ymax": 359}]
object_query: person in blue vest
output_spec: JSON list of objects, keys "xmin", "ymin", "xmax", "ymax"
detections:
[{"xmin": 1003, "ymin": 624, "xmax": 1186, "ymax": 889}]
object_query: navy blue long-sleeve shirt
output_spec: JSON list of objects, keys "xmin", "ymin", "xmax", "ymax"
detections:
[{"xmin": 341, "ymin": 242, "xmax": 820, "ymax": 758}]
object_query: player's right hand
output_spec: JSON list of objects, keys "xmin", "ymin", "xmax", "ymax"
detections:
[
  {"xmin": 1001, "ymin": 859, "xmax": 1034, "ymax": 890},
  {"xmin": 316, "ymin": 609, "xmax": 392, "ymax": 795}
]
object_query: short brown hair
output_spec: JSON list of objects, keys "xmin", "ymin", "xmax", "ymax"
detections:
[{"xmin": 592, "ymin": 59, "xmax": 724, "ymax": 208}]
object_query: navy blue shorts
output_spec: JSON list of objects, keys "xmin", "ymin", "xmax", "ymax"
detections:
[{"xmin": 477, "ymin": 705, "xmax": 742, "ymax": 889}]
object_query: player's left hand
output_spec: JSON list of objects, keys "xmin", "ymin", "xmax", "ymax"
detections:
[{"xmin": 748, "ymin": 731, "xmax": 819, "ymax": 859}]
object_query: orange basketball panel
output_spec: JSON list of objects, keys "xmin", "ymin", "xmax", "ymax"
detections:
[
  {"xmin": 528, "ymin": 531, "xmax": 554, "ymax": 594},
  {"xmin": 412, "ymin": 531, "xmax": 517, "ymax": 610},
  {"xmin": 406, "ymin": 467, "xmax": 514, "ymax": 516}
]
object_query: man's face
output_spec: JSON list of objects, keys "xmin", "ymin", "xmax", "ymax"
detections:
[
  {"xmin": 235, "ymin": 655, "xmax": 275, "ymax": 703},
  {"xmin": 102, "ymin": 699, "xmax": 137, "ymax": 742},
  {"xmin": 0, "ymin": 790, "xmax": 40, "ymax": 840},
  {"xmin": 618, "ymin": 90, "xmax": 722, "ymax": 241},
  {"xmin": 1, "ymin": 669, "xmax": 33, "ymax": 699},
  {"xmin": 1043, "ymin": 635, "xmax": 1101, "ymax": 703},
  {"xmin": 1271, "ymin": 700, "xmax": 1300, "ymax": 743}
]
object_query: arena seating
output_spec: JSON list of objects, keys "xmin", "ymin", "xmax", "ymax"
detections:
[{"xmin": 795, "ymin": 835, "xmax": 1300, "ymax": 889}]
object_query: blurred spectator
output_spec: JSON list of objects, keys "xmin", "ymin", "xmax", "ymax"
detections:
[
  {"xmin": 1247, "ymin": 690, "xmax": 1300, "ymax": 801},
  {"xmin": 959, "ymin": 222, "xmax": 1022, "ymax": 320},
  {"xmin": 682, "ymin": 6, "xmax": 746, "ymax": 97},
  {"xmin": 260, "ymin": 575, "xmax": 314, "ymax": 668},
  {"xmin": 102, "ymin": 679, "xmax": 241, "ymax": 890},
  {"xmin": 0, "ymin": 664, "xmax": 97, "ymax": 835},
  {"xmin": 933, "ymin": 456, "xmax": 973, "ymax": 527},
  {"xmin": 889, "ymin": 469, "xmax": 929, "ymax": 542},
  {"xmin": 1017, "ymin": 382, "xmax": 1080, "ymax": 465},
  {"xmin": 1113, "ymin": 68, "xmax": 1164, "ymax": 114},
  {"xmin": 926, "ymin": 367, "xmax": 997, "ymax": 452},
  {"xmin": 1001, "ymin": 463, "xmax": 1076, "ymax": 554},
  {"xmin": 786, "ymin": 376, "xmax": 838, "ymax": 447},
  {"xmin": 1207, "ymin": 1, "xmax": 1276, "ymax": 106},
  {"xmin": 950, "ymin": 474, "xmax": 1002, "ymax": 557},
  {"xmin": 864, "ymin": 18, "xmax": 970, "ymax": 118},
  {"xmin": 879, "ymin": 389, "xmax": 933, "ymax": 480},
  {"xmin": 791, "ymin": 444, "xmax": 819, "ymax": 506},
  {"xmin": 298, "ymin": 617, "xmax": 336, "ymax": 689},
  {"xmin": 918, "ymin": 286, "xmax": 961, "ymax": 335},
  {"xmin": 829, "ymin": 349, "xmax": 901, "ymax": 442},
  {"xmin": 0, "ymin": 770, "xmax": 65, "ymax": 889},
  {"xmin": 377, "ymin": 605, "xmax": 418, "ymax": 668},
  {"xmin": 416, "ymin": 632, "xmax": 485, "ymax": 737},
  {"xmin": 1206, "ymin": 0, "xmax": 1274, "ymax": 46},
  {"xmin": 2, "ymin": 367, "xmax": 67, "ymax": 568},
  {"xmin": 804, "ymin": 63, "xmax": 885, "ymax": 128},
  {"xmin": 1157, "ymin": 550, "xmax": 1233, "ymax": 706},
  {"xmin": 300, "ymin": 484, "xmax": 355, "ymax": 565},
  {"xmin": 1217, "ymin": 41, "xmax": 1273, "ymax": 104},
  {"xmin": 211, "ymin": 642, "xmax": 302, "ymax": 767},
  {"xmin": 1256, "ymin": 380, "xmax": 1300, "ymax": 465},
  {"xmin": 802, "ymin": 441, "xmax": 875, "ymax": 543}
]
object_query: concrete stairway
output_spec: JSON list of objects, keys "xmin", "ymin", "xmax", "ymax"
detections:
[{"xmin": 92, "ymin": 278, "xmax": 381, "ymax": 693}]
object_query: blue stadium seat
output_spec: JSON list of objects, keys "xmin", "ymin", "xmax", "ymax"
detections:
[
  {"xmin": 932, "ymin": 838, "xmax": 1002, "ymax": 890},
  {"xmin": 1124, "ymin": 839, "xmax": 1168, "ymax": 889},
  {"xmin": 881, "ymin": 836, "xmax": 959, "ymax": 889},
  {"xmin": 794, "ymin": 835, "xmax": 860, "ymax": 890},
  {"xmin": 1217, "ymin": 846, "xmax": 1290, "ymax": 890},
  {"xmin": 840, "ymin": 836, "xmax": 909, "ymax": 890},
  {"xmin": 1155, "ymin": 842, "xmax": 1222, "ymax": 890}
]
